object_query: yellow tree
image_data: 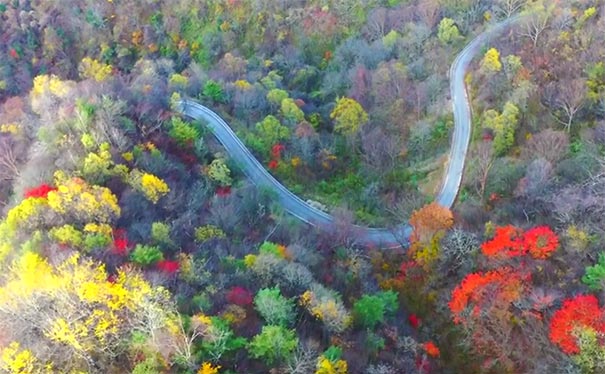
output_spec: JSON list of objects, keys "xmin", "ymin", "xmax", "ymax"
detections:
[
  {"xmin": 330, "ymin": 97, "xmax": 368, "ymax": 137},
  {"xmin": 0, "ymin": 252, "xmax": 195, "ymax": 373},
  {"xmin": 480, "ymin": 48, "xmax": 502, "ymax": 74}
]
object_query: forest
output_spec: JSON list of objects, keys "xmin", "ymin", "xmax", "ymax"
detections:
[{"xmin": 0, "ymin": 0, "xmax": 604, "ymax": 373}]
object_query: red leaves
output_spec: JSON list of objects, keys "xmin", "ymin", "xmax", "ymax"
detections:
[
  {"xmin": 216, "ymin": 186, "xmax": 231, "ymax": 196},
  {"xmin": 268, "ymin": 160, "xmax": 279, "ymax": 170},
  {"xmin": 408, "ymin": 313, "xmax": 421, "ymax": 329},
  {"xmin": 481, "ymin": 225, "xmax": 524, "ymax": 258},
  {"xmin": 549, "ymin": 294, "xmax": 605, "ymax": 354},
  {"xmin": 112, "ymin": 229, "xmax": 130, "ymax": 256},
  {"xmin": 523, "ymin": 226, "xmax": 559, "ymax": 259},
  {"xmin": 9, "ymin": 48, "xmax": 18, "ymax": 59},
  {"xmin": 24, "ymin": 184, "xmax": 56, "ymax": 199},
  {"xmin": 449, "ymin": 268, "xmax": 524, "ymax": 324},
  {"xmin": 271, "ymin": 143, "xmax": 285, "ymax": 159},
  {"xmin": 423, "ymin": 341, "xmax": 440, "ymax": 357},
  {"xmin": 481, "ymin": 225, "xmax": 559, "ymax": 259},
  {"xmin": 226, "ymin": 286, "xmax": 253, "ymax": 306},
  {"xmin": 156, "ymin": 260, "xmax": 180, "ymax": 274}
]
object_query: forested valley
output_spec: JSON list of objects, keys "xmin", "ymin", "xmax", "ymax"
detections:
[{"xmin": 1, "ymin": 1, "xmax": 605, "ymax": 373}]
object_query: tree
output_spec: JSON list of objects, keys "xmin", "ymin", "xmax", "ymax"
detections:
[
  {"xmin": 494, "ymin": 0, "xmax": 527, "ymax": 19},
  {"xmin": 483, "ymin": 102, "xmax": 520, "ymax": 155},
  {"xmin": 253, "ymin": 287, "xmax": 296, "ymax": 327},
  {"xmin": 521, "ymin": 129, "xmax": 569, "ymax": 163},
  {"xmin": 544, "ymin": 79, "xmax": 586, "ymax": 132},
  {"xmin": 128, "ymin": 170, "xmax": 170, "ymax": 204},
  {"xmin": 437, "ymin": 18, "xmax": 461, "ymax": 45},
  {"xmin": 470, "ymin": 140, "xmax": 495, "ymax": 201},
  {"xmin": 330, "ymin": 97, "xmax": 368, "ymax": 137},
  {"xmin": 248, "ymin": 325, "xmax": 298, "ymax": 365},
  {"xmin": 519, "ymin": 2, "xmax": 552, "ymax": 48},
  {"xmin": 409, "ymin": 202, "xmax": 454, "ymax": 244},
  {"xmin": 208, "ymin": 158, "xmax": 233, "ymax": 186},
  {"xmin": 280, "ymin": 98, "xmax": 305, "ymax": 125},
  {"xmin": 0, "ymin": 252, "xmax": 183, "ymax": 372},
  {"xmin": 480, "ymin": 48, "xmax": 503, "ymax": 74},
  {"xmin": 255, "ymin": 115, "xmax": 290, "ymax": 149},
  {"xmin": 352, "ymin": 291, "xmax": 398, "ymax": 329}
]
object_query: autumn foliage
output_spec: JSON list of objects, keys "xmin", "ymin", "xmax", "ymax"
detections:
[
  {"xmin": 23, "ymin": 184, "xmax": 57, "ymax": 199},
  {"xmin": 549, "ymin": 294, "xmax": 605, "ymax": 354},
  {"xmin": 449, "ymin": 268, "xmax": 526, "ymax": 324},
  {"xmin": 481, "ymin": 225, "xmax": 559, "ymax": 259},
  {"xmin": 409, "ymin": 202, "xmax": 454, "ymax": 244}
]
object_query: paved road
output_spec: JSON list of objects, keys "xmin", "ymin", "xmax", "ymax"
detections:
[{"xmin": 177, "ymin": 18, "xmax": 518, "ymax": 248}]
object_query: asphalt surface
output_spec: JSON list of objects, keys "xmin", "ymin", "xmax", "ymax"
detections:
[{"xmin": 177, "ymin": 18, "xmax": 518, "ymax": 248}]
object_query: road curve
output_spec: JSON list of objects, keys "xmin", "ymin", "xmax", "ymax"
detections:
[{"xmin": 176, "ymin": 18, "xmax": 519, "ymax": 248}]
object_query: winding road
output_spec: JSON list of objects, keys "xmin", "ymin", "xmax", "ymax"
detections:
[{"xmin": 177, "ymin": 18, "xmax": 519, "ymax": 248}]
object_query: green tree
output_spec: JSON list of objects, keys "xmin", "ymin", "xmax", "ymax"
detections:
[
  {"xmin": 254, "ymin": 287, "xmax": 296, "ymax": 326},
  {"xmin": 255, "ymin": 115, "xmax": 290, "ymax": 148},
  {"xmin": 203, "ymin": 80, "xmax": 226, "ymax": 103},
  {"xmin": 248, "ymin": 325, "xmax": 298, "ymax": 365},
  {"xmin": 437, "ymin": 18, "xmax": 461, "ymax": 45},
  {"xmin": 483, "ymin": 102, "xmax": 520, "ymax": 155},
  {"xmin": 168, "ymin": 117, "xmax": 200, "ymax": 146},
  {"xmin": 266, "ymin": 88, "xmax": 289, "ymax": 106},
  {"xmin": 330, "ymin": 97, "xmax": 368, "ymax": 137},
  {"xmin": 130, "ymin": 244, "xmax": 164, "ymax": 266},
  {"xmin": 582, "ymin": 252, "xmax": 605, "ymax": 291},
  {"xmin": 352, "ymin": 291, "xmax": 398, "ymax": 329},
  {"xmin": 280, "ymin": 98, "xmax": 305, "ymax": 125},
  {"xmin": 208, "ymin": 158, "xmax": 233, "ymax": 186},
  {"xmin": 151, "ymin": 222, "xmax": 173, "ymax": 247}
]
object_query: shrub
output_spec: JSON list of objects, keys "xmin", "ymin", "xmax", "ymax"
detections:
[
  {"xmin": 582, "ymin": 252, "xmax": 605, "ymax": 291},
  {"xmin": 130, "ymin": 244, "xmax": 163, "ymax": 266},
  {"xmin": 194, "ymin": 225, "xmax": 226, "ymax": 242},
  {"xmin": 151, "ymin": 222, "xmax": 172, "ymax": 246},
  {"xmin": 226, "ymin": 287, "xmax": 253, "ymax": 307},
  {"xmin": 248, "ymin": 325, "xmax": 298, "ymax": 365},
  {"xmin": 300, "ymin": 287, "xmax": 351, "ymax": 334},
  {"xmin": 353, "ymin": 291, "xmax": 399, "ymax": 329},
  {"xmin": 169, "ymin": 117, "xmax": 200, "ymax": 146},
  {"xmin": 254, "ymin": 287, "xmax": 296, "ymax": 326}
]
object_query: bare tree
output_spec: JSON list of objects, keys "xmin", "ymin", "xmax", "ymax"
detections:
[
  {"xmin": 519, "ymin": 5, "xmax": 551, "ymax": 48},
  {"xmin": 543, "ymin": 79, "xmax": 586, "ymax": 132},
  {"xmin": 471, "ymin": 140, "xmax": 496, "ymax": 201},
  {"xmin": 0, "ymin": 136, "xmax": 22, "ymax": 182},
  {"xmin": 521, "ymin": 129, "xmax": 569, "ymax": 163},
  {"xmin": 494, "ymin": 0, "xmax": 527, "ymax": 19}
]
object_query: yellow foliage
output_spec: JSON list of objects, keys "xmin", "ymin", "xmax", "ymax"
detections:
[
  {"xmin": 316, "ymin": 355, "xmax": 348, "ymax": 374},
  {"xmin": 299, "ymin": 290, "xmax": 351, "ymax": 333},
  {"xmin": 129, "ymin": 170, "xmax": 170, "ymax": 204},
  {"xmin": 31, "ymin": 74, "xmax": 71, "ymax": 100},
  {"xmin": 0, "ymin": 342, "xmax": 38, "ymax": 374},
  {"xmin": 0, "ymin": 252, "xmax": 172, "ymax": 371},
  {"xmin": 169, "ymin": 73, "xmax": 189, "ymax": 87},
  {"xmin": 79, "ymin": 57, "xmax": 113, "ymax": 82},
  {"xmin": 566, "ymin": 225, "xmax": 590, "ymax": 251},
  {"xmin": 4, "ymin": 197, "xmax": 47, "ymax": 231},
  {"xmin": 194, "ymin": 225, "xmax": 226, "ymax": 242},
  {"xmin": 481, "ymin": 48, "xmax": 502, "ymax": 73},
  {"xmin": 234, "ymin": 80, "xmax": 252, "ymax": 90},
  {"xmin": 0, "ymin": 123, "xmax": 20, "ymax": 135},
  {"xmin": 198, "ymin": 362, "xmax": 221, "ymax": 374},
  {"xmin": 83, "ymin": 223, "xmax": 113, "ymax": 237},
  {"xmin": 47, "ymin": 177, "xmax": 120, "ymax": 223},
  {"xmin": 244, "ymin": 254, "xmax": 257, "ymax": 268},
  {"xmin": 49, "ymin": 225, "xmax": 84, "ymax": 247},
  {"xmin": 413, "ymin": 232, "xmax": 444, "ymax": 271}
]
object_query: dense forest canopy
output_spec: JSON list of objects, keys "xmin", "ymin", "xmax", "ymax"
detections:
[{"xmin": 0, "ymin": 0, "xmax": 605, "ymax": 373}]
